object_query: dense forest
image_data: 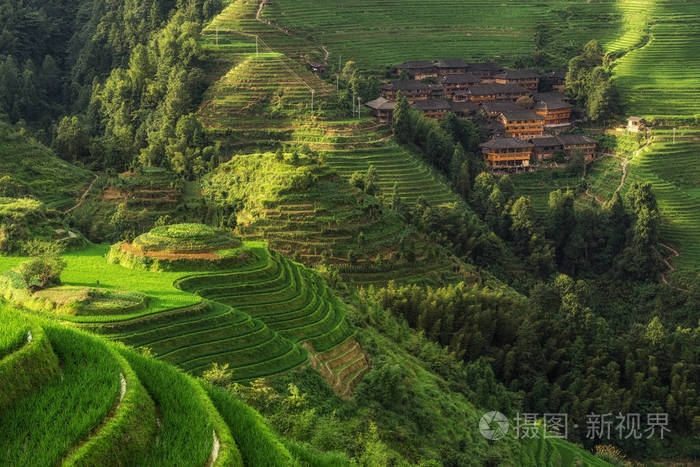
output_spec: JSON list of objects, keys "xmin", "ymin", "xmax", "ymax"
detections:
[{"xmin": 0, "ymin": 0, "xmax": 222, "ymax": 170}]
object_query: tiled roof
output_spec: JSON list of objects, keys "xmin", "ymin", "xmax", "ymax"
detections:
[
  {"xmin": 497, "ymin": 69, "xmax": 539, "ymax": 80},
  {"xmin": 365, "ymin": 97, "xmax": 395, "ymax": 111},
  {"xmin": 436, "ymin": 59, "xmax": 468, "ymax": 68},
  {"xmin": 480, "ymin": 137, "xmax": 533, "ymax": 150},
  {"xmin": 412, "ymin": 99, "xmax": 452, "ymax": 111},
  {"xmin": 381, "ymin": 79, "xmax": 430, "ymax": 91},
  {"xmin": 467, "ymin": 84, "xmax": 529, "ymax": 96},
  {"xmin": 557, "ymin": 134, "xmax": 596, "ymax": 146},
  {"xmin": 530, "ymin": 136, "xmax": 562, "ymax": 147},
  {"xmin": 396, "ymin": 61, "xmax": 436, "ymax": 69},
  {"xmin": 441, "ymin": 73, "xmax": 481, "ymax": 85},
  {"xmin": 500, "ymin": 108, "xmax": 545, "ymax": 121},
  {"xmin": 534, "ymin": 92, "xmax": 573, "ymax": 110},
  {"xmin": 449, "ymin": 101, "xmax": 480, "ymax": 114}
]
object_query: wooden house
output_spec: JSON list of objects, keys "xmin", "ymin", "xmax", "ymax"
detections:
[
  {"xmin": 627, "ymin": 116, "xmax": 646, "ymax": 133},
  {"xmin": 412, "ymin": 99, "xmax": 452, "ymax": 119},
  {"xmin": 464, "ymin": 84, "xmax": 530, "ymax": 103},
  {"xmin": 493, "ymin": 69, "xmax": 540, "ymax": 90},
  {"xmin": 529, "ymin": 136, "xmax": 563, "ymax": 161},
  {"xmin": 547, "ymin": 70, "xmax": 567, "ymax": 91},
  {"xmin": 499, "ymin": 108, "xmax": 545, "ymax": 138},
  {"xmin": 380, "ymin": 80, "xmax": 431, "ymax": 102},
  {"xmin": 466, "ymin": 62, "xmax": 504, "ymax": 79},
  {"xmin": 435, "ymin": 59, "xmax": 469, "ymax": 75},
  {"xmin": 428, "ymin": 84, "xmax": 446, "ymax": 99},
  {"xmin": 306, "ymin": 60, "xmax": 328, "ymax": 74},
  {"xmin": 449, "ymin": 101, "xmax": 480, "ymax": 118},
  {"xmin": 534, "ymin": 92, "xmax": 573, "ymax": 129},
  {"xmin": 365, "ymin": 97, "xmax": 395, "ymax": 123},
  {"xmin": 557, "ymin": 134, "xmax": 597, "ymax": 160},
  {"xmin": 395, "ymin": 61, "xmax": 438, "ymax": 80},
  {"xmin": 480, "ymin": 102, "xmax": 521, "ymax": 119},
  {"xmin": 440, "ymin": 73, "xmax": 481, "ymax": 99},
  {"xmin": 480, "ymin": 137, "xmax": 534, "ymax": 172}
]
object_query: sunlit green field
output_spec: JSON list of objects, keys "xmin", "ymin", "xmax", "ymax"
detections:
[
  {"xmin": 622, "ymin": 129, "xmax": 700, "ymax": 273},
  {"xmin": 613, "ymin": 1, "xmax": 700, "ymax": 119},
  {"xmin": 263, "ymin": 0, "xmax": 623, "ymax": 71},
  {"xmin": 0, "ymin": 244, "xmax": 200, "ymax": 323}
]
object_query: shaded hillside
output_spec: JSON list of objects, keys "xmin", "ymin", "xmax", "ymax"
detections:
[
  {"xmin": 202, "ymin": 152, "xmax": 468, "ymax": 286},
  {"xmin": 0, "ymin": 122, "xmax": 92, "ymax": 209}
]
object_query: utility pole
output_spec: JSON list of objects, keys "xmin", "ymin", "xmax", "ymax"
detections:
[
  {"xmin": 357, "ymin": 96, "xmax": 361, "ymax": 119},
  {"xmin": 311, "ymin": 89, "xmax": 315, "ymax": 113}
]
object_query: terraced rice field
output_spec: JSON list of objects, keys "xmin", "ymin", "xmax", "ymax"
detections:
[
  {"xmin": 263, "ymin": 0, "xmax": 623, "ymax": 71},
  {"xmin": 1, "ymin": 323, "xmax": 156, "ymax": 466},
  {"xmin": 0, "ymin": 125, "xmax": 93, "ymax": 210},
  {"xmin": 204, "ymin": 152, "xmax": 462, "ymax": 287},
  {"xmin": 305, "ymin": 337, "xmax": 371, "ymax": 399},
  {"xmin": 612, "ymin": 1, "xmax": 700, "ymax": 119},
  {"xmin": 586, "ymin": 156, "xmax": 626, "ymax": 202},
  {"xmin": 174, "ymin": 249, "xmax": 353, "ymax": 353},
  {"xmin": 623, "ymin": 129, "xmax": 700, "ymax": 273},
  {"xmin": 231, "ymin": 163, "xmax": 410, "ymax": 261},
  {"xmin": 198, "ymin": 0, "xmax": 460, "ymax": 208},
  {"xmin": 105, "ymin": 168, "xmax": 183, "ymax": 212},
  {"xmin": 509, "ymin": 170, "xmax": 586, "ymax": 218},
  {"xmin": 1, "ymin": 240, "xmax": 357, "ymax": 382},
  {"xmin": 0, "ymin": 304, "xmax": 326, "ymax": 465},
  {"xmin": 606, "ymin": 0, "xmax": 656, "ymax": 53},
  {"xmin": 295, "ymin": 119, "xmax": 459, "ymax": 206}
]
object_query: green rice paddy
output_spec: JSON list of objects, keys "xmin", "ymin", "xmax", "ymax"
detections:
[
  {"xmin": 263, "ymin": 0, "xmax": 623, "ymax": 71},
  {"xmin": 0, "ymin": 306, "xmax": 30, "ymax": 358},
  {"xmin": 0, "ymin": 305, "xmax": 343, "ymax": 465},
  {"xmin": 612, "ymin": 1, "xmax": 700, "ymax": 119},
  {"xmin": 622, "ymin": 128, "xmax": 700, "ymax": 273}
]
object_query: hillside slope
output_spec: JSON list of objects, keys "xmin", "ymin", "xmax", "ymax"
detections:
[
  {"xmin": 198, "ymin": 0, "xmax": 460, "ymax": 207},
  {"xmin": 0, "ymin": 305, "xmax": 345, "ymax": 466},
  {"xmin": 612, "ymin": 0, "xmax": 700, "ymax": 119},
  {"xmin": 0, "ymin": 122, "xmax": 92, "ymax": 209},
  {"xmin": 262, "ymin": 0, "xmax": 623, "ymax": 70},
  {"xmin": 0, "ymin": 233, "xmax": 366, "ymax": 387},
  {"xmin": 622, "ymin": 129, "xmax": 700, "ymax": 274},
  {"xmin": 203, "ymin": 152, "xmax": 468, "ymax": 286}
]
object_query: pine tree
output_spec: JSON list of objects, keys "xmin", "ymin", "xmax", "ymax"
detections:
[{"xmin": 392, "ymin": 92, "xmax": 412, "ymax": 142}]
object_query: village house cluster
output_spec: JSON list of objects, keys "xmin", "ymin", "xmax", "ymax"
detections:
[{"xmin": 364, "ymin": 59, "xmax": 595, "ymax": 172}]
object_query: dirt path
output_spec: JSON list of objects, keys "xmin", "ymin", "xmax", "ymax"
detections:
[
  {"xmin": 205, "ymin": 430, "xmax": 220, "ymax": 467},
  {"xmin": 614, "ymin": 130, "xmax": 652, "ymax": 197},
  {"xmin": 658, "ymin": 242, "xmax": 687, "ymax": 291},
  {"xmin": 65, "ymin": 174, "xmax": 98, "ymax": 215}
]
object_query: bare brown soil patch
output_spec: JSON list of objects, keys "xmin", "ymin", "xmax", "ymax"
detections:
[{"xmin": 120, "ymin": 242, "xmax": 220, "ymax": 260}]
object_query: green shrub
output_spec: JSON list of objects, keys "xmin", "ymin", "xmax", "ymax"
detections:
[{"xmin": 18, "ymin": 255, "xmax": 66, "ymax": 291}]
